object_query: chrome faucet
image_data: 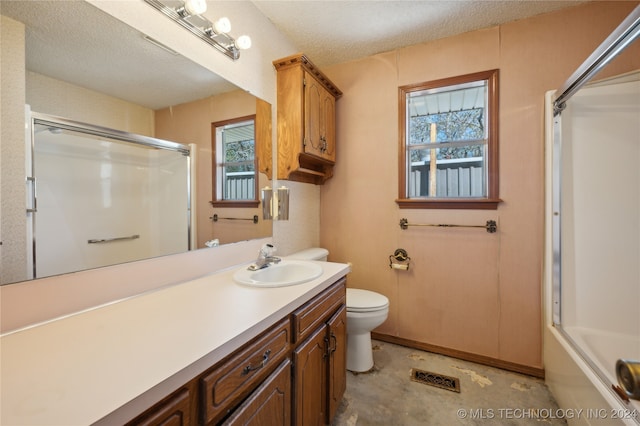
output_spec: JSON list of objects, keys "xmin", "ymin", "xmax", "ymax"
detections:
[{"xmin": 248, "ymin": 244, "xmax": 281, "ymax": 270}]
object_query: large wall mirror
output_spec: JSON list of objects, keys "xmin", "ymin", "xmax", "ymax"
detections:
[{"xmin": 1, "ymin": 1, "xmax": 272, "ymax": 285}]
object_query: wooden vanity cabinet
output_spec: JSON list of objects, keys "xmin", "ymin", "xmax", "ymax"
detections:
[
  {"xmin": 273, "ymin": 54, "xmax": 342, "ymax": 185},
  {"xmin": 221, "ymin": 359, "xmax": 291, "ymax": 426},
  {"xmin": 125, "ymin": 384, "xmax": 196, "ymax": 426},
  {"xmin": 292, "ymin": 279, "xmax": 347, "ymax": 425},
  {"xmin": 201, "ymin": 319, "xmax": 291, "ymax": 425},
  {"xmin": 126, "ymin": 279, "xmax": 346, "ymax": 426}
]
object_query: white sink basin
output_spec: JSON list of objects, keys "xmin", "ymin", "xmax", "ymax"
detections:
[{"xmin": 233, "ymin": 260, "xmax": 323, "ymax": 287}]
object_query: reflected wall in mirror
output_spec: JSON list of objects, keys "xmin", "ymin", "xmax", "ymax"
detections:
[
  {"xmin": 156, "ymin": 94, "xmax": 272, "ymax": 248},
  {"xmin": 0, "ymin": 1, "xmax": 272, "ymax": 285}
]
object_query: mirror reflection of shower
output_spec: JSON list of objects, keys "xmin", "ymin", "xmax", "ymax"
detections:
[{"xmin": 27, "ymin": 113, "xmax": 193, "ymax": 280}]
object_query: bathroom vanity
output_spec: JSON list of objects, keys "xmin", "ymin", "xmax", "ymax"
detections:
[{"xmin": 0, "ymin": 261, "xmax": 350, "ymax": 425}]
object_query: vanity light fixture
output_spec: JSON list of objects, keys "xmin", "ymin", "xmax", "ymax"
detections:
[
  {"xmin": 143, "ymin": 0, "xmax": 251, "ymax": 61},
  {"xmin": 261, "ymin": 186, "xmax": 290, "ymax": 221},
  {"xmin": 213, "ymin": 17, "xmax": 231, "ymax": 34},
  {"xmin": 182, "ymin": 0, "xmax": 207, "ymax": 16}
]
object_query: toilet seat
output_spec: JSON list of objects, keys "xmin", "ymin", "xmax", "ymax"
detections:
[{"xmin": 346, "ymin": 288, "xmax": 389, "ymax": 313}]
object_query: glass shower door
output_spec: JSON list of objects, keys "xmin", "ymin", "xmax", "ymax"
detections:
[
  {"xmin": 554, "ymin": 71, "xmax": 640, "ymax": 409},
  {"xmin": 31, "ymin": 119, "xmax": 190, "ymax": 279}
]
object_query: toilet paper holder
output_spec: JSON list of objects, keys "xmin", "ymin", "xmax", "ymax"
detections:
[{"xmin": 389, "ymin": 248, "xmax": 411, "ymax": 270}]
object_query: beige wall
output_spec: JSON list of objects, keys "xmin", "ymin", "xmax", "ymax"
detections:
[
  {"xmin": 27, "ymin": 72, "xmax": 155, "ymax": 136},
  {"xmin": 155, "ymin": 91, "xmax": 271, "ymax": 247},
  {"xmin": 321, "ymin": 1, "xmax": 640, "ymax": 372}
]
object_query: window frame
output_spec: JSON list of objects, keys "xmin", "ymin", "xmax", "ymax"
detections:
[
  {"xmin": 396, "ymin": 69, "xmax": 500, "ymax": 210},
  {"xmin": 210, "ymin": 115, "xmax": 259, "ymax": 208}
]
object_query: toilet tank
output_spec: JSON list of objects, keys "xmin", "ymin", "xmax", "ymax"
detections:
[{"xmin": 288, "ymin": 248, "xmax": 329, "ymax": 261}]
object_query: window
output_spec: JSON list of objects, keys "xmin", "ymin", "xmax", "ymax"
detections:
[
  {"xmin": 397, "ymin": 70, "xmax": 500, "ymax": 209},
  {"xmin": 211, "ymin": 115, "xmax": 259, "ymax": 207}
]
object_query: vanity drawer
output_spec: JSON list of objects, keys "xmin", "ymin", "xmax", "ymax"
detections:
[
  {"xmin": 200, "ymin": 319, "xmax": 291, "ymax": 425},
  {"xmin": 221, "ymin": 359, "xmax": 291, "ymax": 426},
  {"xmin": 126, "ymin": 385, "xmax": 193, "ymax": 426},
  {"xmin": 292, "ymin": 278, "xmax": 346, "ymax": 343}
]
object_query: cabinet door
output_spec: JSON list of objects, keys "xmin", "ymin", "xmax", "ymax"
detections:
[
  {"xmin": 222, "ymin": 360, "xmax": 291, "ymax": 426},
  {"xmin": 303, "ymin": 71, "xmax": 325, "ymax": 159},
  {"xmin": 293, "ymin": 326, "xmax": 327, "ymax": 426},
  {"xmin": 127, "ymin": 388, "xmax": 192, "ymax": 426},
  {"xmin": 326, "ymin": 305, "xmax": 347, "ymax": 422},
  {"xmin": 320, "ymin": 91, "xmax": 336, "ymax": 162}
]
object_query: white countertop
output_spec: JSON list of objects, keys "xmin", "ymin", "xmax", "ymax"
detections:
[{"xmin": 0, "ymin": 260, "xmax": 349, "ymax": 426}]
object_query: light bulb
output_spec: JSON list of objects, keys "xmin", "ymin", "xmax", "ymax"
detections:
[
  {"xmin": 213, "ymin": 17, "xmax": 231, "ymax": 34},
  {"xmin": 183, "ymin": 0, "xmax": 207, "ymax": 15},
  {"xmin": 235, "ymin": 35, "xmax": 252, "ymax": 50}
]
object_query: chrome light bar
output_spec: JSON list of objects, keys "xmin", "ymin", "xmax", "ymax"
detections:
[{"xmin": 143, "ymin": 0, "xmax": 251, "ymax": 61}]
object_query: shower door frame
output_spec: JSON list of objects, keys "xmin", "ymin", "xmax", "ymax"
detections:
[
  {"xmin": 28, "ymin": 112, "xmax": 192, "ymax": 280},
  {"xmin": 551, "ymin": 4, "xmax": 640, "ymax": 415},
  {"xmin": 551, "ymin": 5, "xmax": 640, "ymax": 324}
]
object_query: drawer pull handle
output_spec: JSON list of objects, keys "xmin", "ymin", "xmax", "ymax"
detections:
[{"xmin": 241, "ymin": 349, "xmax": 271, "ymax": 376}]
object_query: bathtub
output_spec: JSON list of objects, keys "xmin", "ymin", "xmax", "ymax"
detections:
[
  {"xmin": 545, "ymin": 325, "xmax": 640, "ymax": 426},
  {"xmin": 568, "ymin": 327, "xmax": 640, "ymax": 387}
]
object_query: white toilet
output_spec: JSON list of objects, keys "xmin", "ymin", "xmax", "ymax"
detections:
[
  {"xmin": 345, "ymin": 288, "xmax": 389, "ymax": 372},
  {"xmin": 288, "ymin": 247, "xmax": 390, "ymax": 373}
]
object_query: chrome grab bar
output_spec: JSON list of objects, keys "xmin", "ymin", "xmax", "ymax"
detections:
[
  {"xmin": 88, "ymin": 234, "xmax": 140, "ymax": 244},
  {"xmin": 399, "ymin": 218, "xmax": 497, "ymax": 233},
  {"xmin": 211, "ymin": 214, "xmax": 259, "ymax": 224}
]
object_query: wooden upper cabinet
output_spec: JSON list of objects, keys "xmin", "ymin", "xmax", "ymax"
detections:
[
  {"xmin": 256, "ymin": 97, "xmax": 273, "ymax": 180},
  {"xmin": 273, "ymin": 53, "xmax": 342, "ymax": 185}
]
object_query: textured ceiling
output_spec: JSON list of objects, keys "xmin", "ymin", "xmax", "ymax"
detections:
[
  {"xmin": 0, "ymin": 0, "xmax": 238, "ymax": 110},
  {"xmin": 1, "ymin": 1, "xmax": 584, "ymax": 110},
  {"xmin": 252, "ymin": 0, "xmax": 584, "ymax": 67}
]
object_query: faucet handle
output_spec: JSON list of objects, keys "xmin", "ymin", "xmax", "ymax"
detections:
[{"xmin": 261, "ymin": 243, "xmax": 276, "ymax": 257}]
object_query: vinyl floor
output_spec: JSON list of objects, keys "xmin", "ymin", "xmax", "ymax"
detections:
[{"xmin": 332, "ymin": 340, "xmax": 566, "ymax": 426}]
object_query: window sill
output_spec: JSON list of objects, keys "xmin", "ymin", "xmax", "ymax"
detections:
[
  {"xmin": 209, "ymin": 200, "xmax": 260, "ymax": 208},
  {"xmin": 396, "ymin": 198, "xmax": 502, "ymax": 210}
]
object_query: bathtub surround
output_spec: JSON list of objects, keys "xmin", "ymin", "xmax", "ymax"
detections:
[
  {"xmin": 320, "ymin": 1, "xmax": 640, "ymax": 376},
  {"xmin": 544, "ymin": 66, "xmax": 640, "ymax": 421}
]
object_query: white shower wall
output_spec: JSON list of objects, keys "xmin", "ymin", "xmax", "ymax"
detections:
[
  {"xmin": 34, "ymin": 130, "xmax": 189, "ymax": 279},
  {"xmin": 544, "ymin": 72, "xmax": 640, "ymax": 426},
  {"xmin": 559, "ymin": 75, "xmax": 640, "ymax": 339}
]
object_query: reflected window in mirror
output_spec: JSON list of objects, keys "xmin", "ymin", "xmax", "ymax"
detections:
[{"xmin": 211, "ymin": 115, "xmax": 259, "ymax": 207}]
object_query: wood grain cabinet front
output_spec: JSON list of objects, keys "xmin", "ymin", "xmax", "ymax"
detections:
[
  {"xmin": 292, "ymin": 278, "xmax": 346, "ymax": 343},
  {"xmin": 126, "ymin": 385, "xmax": 194, "ymax": 426},
  {"xmin": 292, "ymin": 280, "xmax": 347, "ymax": 425},
  {"xmin": 273, "ymin": 53, "xmax": 342, "ymax": 185},
  {"xmin": 221, "ymin": 359, "xmax": 292, "ymax": 426},
  {"xmin": 120, "ymin": 278, "xmax": 347, "ymax": 426},
  {"xmin": 200, "ymin": 319, "xmax": 291, "ymax": 425}
]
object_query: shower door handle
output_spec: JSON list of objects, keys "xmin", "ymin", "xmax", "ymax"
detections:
[
  {"xmin": 26, "ymin": 177, "xmax": 37, "ymax": 213},
  {"xmin": 88, "ymin": 234, "xmax": 140, "ymax": 244}
]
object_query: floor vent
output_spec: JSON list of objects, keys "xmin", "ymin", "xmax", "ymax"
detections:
[{"xmin": 410, "ymin": 368, "xmax": 461, "ymax": 393}]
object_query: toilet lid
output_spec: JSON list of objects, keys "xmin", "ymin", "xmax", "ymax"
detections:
[{"xmin": 346, "ymin": 288, "xmax": 389, "ymax": 312}]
